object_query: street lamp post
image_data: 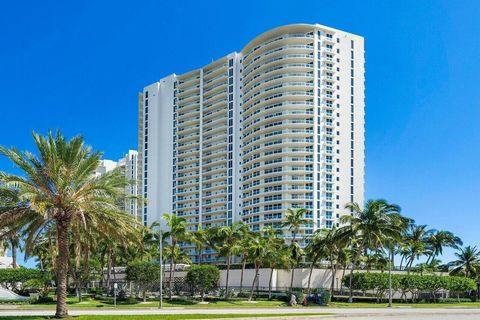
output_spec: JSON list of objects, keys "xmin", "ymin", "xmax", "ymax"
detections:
[
  {"xmin": 388, "ymin": 248, "xmax": 393, "ymax": 308},
  {"xmin": 159, "ymin": 229, "xmax": 163, "ymax": 309}
]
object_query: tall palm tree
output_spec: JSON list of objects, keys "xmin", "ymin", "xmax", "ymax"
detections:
[
  {"xmin": 231, "ymin": 228, "xmax": 254, "ymax": 294},
  {"xmin": 0, "ymin": 188, "xmax": 23, "ymax": 268},
  {"xmin": 282, "ymin": 208, "xmax": 308, "ymax": 243},
  {"xmin": 282, "ymin": 208, "xmax": 308, "ymax": 290},
  {"xmin": 262, "ymin": 226, "xmax": 287, "ymax": 299},
  {"xmin": 425, "ymin": 230, "xmax": 462, "ymax": 265},
  {"xmin": 191, "ymin": 224, "xmax": 206, "ymax": 264},
  {"xmin": 305, "ymin": 229, "xmax": 328, "ymax": 293},
  {"xmin": 339, "ymin": 199, "xmax": 406, "ymax": 303},
  {"xmin": 0, "ymin": 131, "xmax": 140, "ymax": 318},
  {"xmin": 322, "ymin": 228, "xmax": 346, "ymax": 297},
  {"xmin": 0, "ymin": 226, "xmax": 20, "ymax": 268},
  {"xmin": 162, "ymin": 213, "xmax": 189, "ymax": 300},
  {"xmin": 217, "ymin": 222, "xmax": 246, "ymax": 299},
  {"xmin": 448, "ymin": 246, "xmax": 480, "ymax": 278},
  {"xmin": 247, "ymin": 233, "xmax": 267, "ymax": 302},
  {"xmin": 163, "ymin": 244, "xmax": 191, "ymax": 298},
  {"xmin": 288, "ymin": 241, "xmax": 304, "ymax": 290},
  {"xmin": 403, "ymin": 224, "xmax": 432, "ymax": 272}
]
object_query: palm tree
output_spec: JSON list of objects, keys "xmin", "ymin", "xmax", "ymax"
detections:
[
  {"xmin": 0, "ymin": 130, "xmax": 140, "ymax": 318},
  {"xmin": 339, "ymin": 199, "xmax": 406, "ymax": 303},
  {"xmin": 305, "ymin": 229, "xmax": 328, "ymax": 293},
  {"xmin": 163, "ymin": 244, "xmax": 191, "ymax": 299},
  {"xmin": 0, "ymin": 226, "xmax": 20, "ymax": 268},
  {"xmin": 247, "ymin": 233, "xmax": 267, "ymax": 302},
  {"xmin": 262, "ymin": 226, "xmax": 287, "ymax": 299},
  {"xmin": 0, "ymin": 188, "xmax": 23, "ymax": 269},
  {"xmin": 425, "ymin": 230, "xmax": 462, "ymax": 265},
  {"xmin": 231, "ymin": 228, "xmax": 254, "ymax": 294},
  {"xmin": 282, "ymin": 208, "xmax": 308, "ymax": 289},
  {"xmin": 191, "ymin": 224, "xmax": 206, "ymax": 264},
  {"xmin": 403, "ymin": 224, "xmax": 432, "ymax": 273},
  {"xmin": 288, "ymin": 241, "xmax": 304, "ymax": 290},
  {"xmin": 162, "ymin": 213, "xmax": 189, "ymax": 300},
  {"xmin": 449, "ymin": 246, "xmax": 480, "ymax": 278},
  {"xmin": 322, "ymin": 228, "xmax": 346, "ymax": 297},
  {"xmin": 217, "ymin": 222, "xmax": 246, "ymax": 299},
  {"xmin": 282, "ymin": 208, "xmax": 308, "ymax": 243}
]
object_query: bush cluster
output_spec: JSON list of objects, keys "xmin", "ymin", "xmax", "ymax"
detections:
[
  {"xmin": 342, "ymin": 272, "xmax": 477, "ymax": 302},
  {"xmin": 0, "ymin": 268, "xmax": 51, "ymax": 295},
  {"xmin": 186, "ymin": 265, "xmax": 220, "ymax": 301}
]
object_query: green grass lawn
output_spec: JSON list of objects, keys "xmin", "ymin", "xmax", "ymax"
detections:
[
  {"xmin": 13, "ymin": 297, "xmax": 289, "ymax": 310},
  {"xmin": 0, "ymin": 313, "xmax": 328, "ymax": 320},
  {"xmin": 3, "ymin": 296, "xmax": 480, "ymax": 311}
]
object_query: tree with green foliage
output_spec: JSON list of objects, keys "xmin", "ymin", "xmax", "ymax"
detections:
[
  {"xmin": 186, "ymin": 265, "xmax": 220, "ymax": 301},
  {"xmin": 216, "ymin": 222, "xmax": 247, "ymax": 299},
  {"xmin": 191, "ymin": 224, "xmax": 207, "ymax": 264},
  {"xmin": 262, "ymin": 226, "xmax": 288, "ymax": 299},
  {"xmin": 449, "ymin": 246, "xmax": 480, "ymax": 278},
  {"xmin": 425, "ymin": 230, "xmax": 462, "ymax": 265},
  {"xmin": 125, "ymin": 261, "xmax": 160, "ymax": 302},
  {"xmin": 231, "ymin": 228, "xmax": 254, "ymax": 295},
  {"xmin": 0, "ymin": 130, "xmax": 140, "ymax": 318},
  {"xmin": 248, "ymin": 233, "xmax": 268, "ymax": 302},
  {"xmin": 338, "ymin": 199, "xmax": 407, "ymax": 303},
  {"xmin": 162, "ymin": 213, "xmax": 189, "ymax": 300},
  {"xmin": 282, "ymin": 208, "xmax": 308, "ymax": 290}
]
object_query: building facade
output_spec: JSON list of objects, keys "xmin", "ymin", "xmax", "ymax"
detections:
[
  {"xmin": 139, "ymin": 24, "xmax": 364, "ymax": 260},
  {"xmin": 95, "ymin": 150, "xmax": 139, "ymax": 220}
]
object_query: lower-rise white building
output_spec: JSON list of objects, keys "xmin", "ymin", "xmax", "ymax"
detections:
[{"xmin": 96, "ymin": 150, "xmax": 139, "ymax": 220}]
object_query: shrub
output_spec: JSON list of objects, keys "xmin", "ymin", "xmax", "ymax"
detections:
[
  {"xmin": 343, "ymin": 272, "xmax": 477, "ymax": 303},
  {"xmin": 0, "ymin": 268, "xmax": 51, "ymax": 296},
  {"xmin": 186, "ymin": 265, "xmax": 220, "ymax": 301},
  {"xmin": 125, "ymin": 261, "xmax": 160, "ymax": 302}
]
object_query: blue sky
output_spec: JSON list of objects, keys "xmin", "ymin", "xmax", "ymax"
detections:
[{"xmin": 1, "ymin": 0, "xmax": 479, "ymax": 266}]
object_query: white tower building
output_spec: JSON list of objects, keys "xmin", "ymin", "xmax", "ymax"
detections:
[{"xmin": 139, "ymin": 24, "xmax": 364, "ymax": 262}]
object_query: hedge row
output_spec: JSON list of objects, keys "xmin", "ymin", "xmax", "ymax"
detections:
[
  {"xmin": 342, "ymin": 273, "xmax": 476, "ymax": 302},
  {"xmin": 0, "ymin": 268, "xmax": 47, "ymax": 283}
]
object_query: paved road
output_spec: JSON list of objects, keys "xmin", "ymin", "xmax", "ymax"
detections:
[{"xmin": 0, "ymin": 307, "xmax": 480, "ymax": 319}]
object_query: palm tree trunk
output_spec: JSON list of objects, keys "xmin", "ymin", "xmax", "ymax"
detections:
[
  {"xmin": 349, "ymin": 247, "xmax": 363, "ymax": 303},
  {"xmin": 290, "ymin": 265, "xmax": 295, "ymax": 290},
  {"xmin": 307, "ymin": 261, "xmax": 315, "ymax": 294},
  {"xmin": 341, "ymin": 265, "xmax": 347, "ymax": 295},
  {"xmin": 268, "ymin": 267, "xmax": 274, "ymax": 299},
  {"xmin": 239, "ymin": 256, "xmax": 246, "ymax": 294},
  {"xmin": 169, "ymin": 257, "xmax": 174, "ymax": 300},
  {"xmin": 55, "ymin": 218, "xmax": 70, "ymax": 318},
  {"xmin": 330, "ymin": 263, "xmax": 336, "ymax": 298},
  {"xmin": 106, "ymin": 246, "xmax": 113, "ymax": 289},
  {"xmin": 198, "ymin": 245, "xmax": 202, "ymax": 265},
  {"xmin": 172, "ymin": 262, "xmax": 177, "ymax": 296},
  {"xmin": 10, "ymin": 239, "xmax": 17, "ymax": 269},
  {"xmin": 248, "ymin": 263, "xmax": 259, "ymax": 302},
  {"xmin": 406, "ymin": 254, "xmax": 415, "ymax": 274},
  {"xmin": 225, "ymin": 254, "xmax": 231, "ymax": 300},
  {"xmin": 290, "ymin": 233, "xmax": 297, "ymax": 290}
]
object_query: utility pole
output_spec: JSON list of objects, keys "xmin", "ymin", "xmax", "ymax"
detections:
[{"xmin": 159, "ymin": 229, "xmax": 163, "ymax": 309}]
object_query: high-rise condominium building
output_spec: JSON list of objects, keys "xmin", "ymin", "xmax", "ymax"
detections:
[
  {"xmin": 139, "ymin": 23, "xmax": 364, "ymax": 260},
  {"xmin": 96, "ymin": 150, "xmax": 139, "ymax": 220}
]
